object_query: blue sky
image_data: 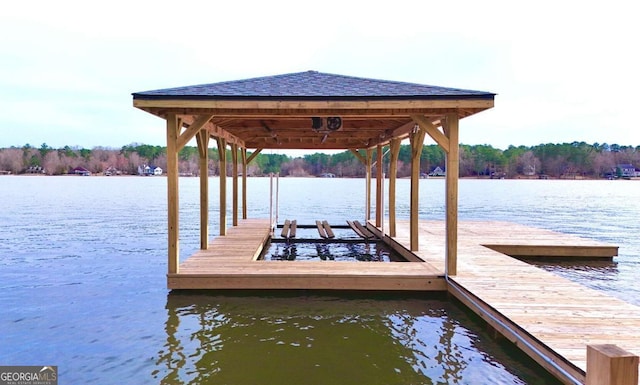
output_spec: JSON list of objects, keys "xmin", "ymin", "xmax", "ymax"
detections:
[{"xmin": 1, "ymin": 0, "xmax": 638, "ymax": 152}]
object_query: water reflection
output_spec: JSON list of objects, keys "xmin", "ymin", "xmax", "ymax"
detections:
[{"xmin": 155, "ymin": 291, "xmax": 560, "ymax": 385}]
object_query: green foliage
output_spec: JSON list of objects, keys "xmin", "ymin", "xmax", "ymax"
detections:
[
  {"xmin": 253, "ymin": 153, "xmax": 290, "ymax": 174},
  {"xmin": 28, "ymin": 154, "xmax": 40, "ymax": 167},
  {"xmin": 39, "ymin": 143, "xmax": 52, "ymax": 158},
  {"xmin": 79, "ymin": 148, "xmax": 92, "ymax": 160},
  {"xmin": 179, "ymin": 146, "xmax": 198, "ymax": 161},
  {"xmin": 137, "ymin": 144, "xmax": 164, "ymax": 160},
  {"xmin": 59, "ymin": 145, "xmax": 77, "ymax": 158}
]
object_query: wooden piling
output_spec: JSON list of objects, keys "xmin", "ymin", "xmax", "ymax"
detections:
[{"xmin": 586, "ymin": 344, "xmax": 639, "ymax": 385}]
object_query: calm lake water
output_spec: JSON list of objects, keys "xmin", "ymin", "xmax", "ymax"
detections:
[{"xmin": 1, "ymin": 176, "xmax": 638, "ymax": 384}]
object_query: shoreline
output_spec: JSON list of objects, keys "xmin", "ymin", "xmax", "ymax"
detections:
[{"xmin": 1, "ymin": 173, "xmax": 639, "ymax": 181}]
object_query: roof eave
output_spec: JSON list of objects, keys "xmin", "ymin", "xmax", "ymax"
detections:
[{"xmin": 132, "ymin": 97, "xmax": 495, "ymax": 115}]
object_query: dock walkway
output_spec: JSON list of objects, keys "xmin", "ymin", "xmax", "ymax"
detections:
[{"xmin": 385, "ymin": 220, "xmax": 639, "ymax": 384}]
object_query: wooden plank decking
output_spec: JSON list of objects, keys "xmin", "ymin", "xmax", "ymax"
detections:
[
  {"xmin": 168, "ymin": 218, "xmax": 444, "ymax": 291},
  {"xmin": 383, "ymin": 220, "xmax": 638, "ymax": 384}
]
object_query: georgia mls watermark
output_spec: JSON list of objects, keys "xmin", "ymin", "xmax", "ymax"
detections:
[{"xmin": 0, "ymin": 366, "xmax": 57, "ymax": 385}]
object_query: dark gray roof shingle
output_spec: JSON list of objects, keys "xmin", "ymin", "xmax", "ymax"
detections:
[{"xmin": 132, "ymin": 70, "xmax": 494, "ymax": 100}]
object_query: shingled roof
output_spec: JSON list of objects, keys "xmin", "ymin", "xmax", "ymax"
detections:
[
  {"xmin": 132, "ymin": 70, "xmax": 495, "ymax": 150},
  {"xmin": 132, "ymin": 70, "xmax": 495, "ymax": 101}
]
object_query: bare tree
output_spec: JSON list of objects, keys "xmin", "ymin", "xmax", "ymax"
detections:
[
  {"xmin": 0, "ymin": 148, "xmax": 23, "ymax": 173},
  {"xmin": 125, "ymin": 152, "xmax": 144, "ymax": 175},
  {"xmin": 42, "ymin": 151, "xmax": 63, "ymax": 175},
  {"xmin": 516, "ymin": 151, "xmax": 541, "ymax": 176},
  {"xmin": 281, "ymin": 158, "xmax": 308, "ymax": 177},
  {"xmin": 592, "ymin": 152, "xmax": 615, "ymax": 177}
]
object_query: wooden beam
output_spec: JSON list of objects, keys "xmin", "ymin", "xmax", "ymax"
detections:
[
  {"xmin": 246, "ymin": 148, "xmax": 262, "ymax": 164},
  {"xmin": 281, "ymin": 219, "xmax": 291, "ymax": 238},
  {"xmin": 133, "ymin": 98, "xmax": 495, "ymax": 111},
  {"xmin": 390, "ymin": 120, "xmax": 417, "ymax": 139},
  {"xmin": 241, "ymin": 148, "xmax": 247, "ymax": 219},
  {"xmin": 316, "ymin": 220, "xmax": 328, "ymax": 239},
  {"xmin": 409, "ymin": 123, "xmax": 426, "ymax": 251},
  {"xmin": 375, "ymin": 144, "xmax": 383, "ymax": 228},
  {"xmin": 350, "ymin": 149, "xmax": 366, "ymax": 164},
  {"xmin": 411, "ymin": 115, "xmax": 450, "ymax": 152},
  {"xmin": 322, "ymin": 220, "xmax": 335, "ymax": 238},
  {"xmin": 166, "ymin": 113, "xmax": 180, "ymax": 274},
  {"xmin": 444, "ymin": 114, "xmax": 459, "ymax": 275},
  {"xmin": 177, "ymin": 115, "xmax": 246, "ymax": 150},
  {"xmin": 177, "ymin": 114, "xmax": 213, "ymax": 150},
  {"xmin": 347, "ymin": 220, "xmax": 375, "ymax": 239},
  {"xmin": 231, "ymin": 142, "xmax": 239, "ymax": 226},
  {"xmin": 196, "ymin": 130, "xmax": 210, "ymax": 250},
  {"xmin": 388, "ymin": 138, "xmax": 401, "ymax": 237},
  {"xmin": 216, "ymin": 137, "xmax": 227, "ymax": 236},
  {"xmin": 586, "ymin": 344, "xmax": 638, "ymax": 385},
  {"xmin": 207, "ymin": 122, "xmax": 246, "ymax": 148}
]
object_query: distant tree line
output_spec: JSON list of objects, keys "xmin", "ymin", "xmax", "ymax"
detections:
[{"xmin": 0, "ymin": 141, "xmax": 638, "ymax": 178}]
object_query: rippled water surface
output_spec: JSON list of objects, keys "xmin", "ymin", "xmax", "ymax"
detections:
[{"xmin": 2, "ymin": 176, "xmax": 638, "ymax": 384}]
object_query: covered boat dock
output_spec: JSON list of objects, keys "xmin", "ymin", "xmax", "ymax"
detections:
[{"xmin": 133, "ymin": 71, "xmax": 638, "ymax": 385}]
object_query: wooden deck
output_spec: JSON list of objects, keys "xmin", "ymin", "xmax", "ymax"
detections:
[
  {"xmin": 382, "ymin": 220, "xmax": 638, "ymax": 385},
  {"xmin": 168, "ymin": 218, "xmax": 444, "ymax": 291},
  {"xmin": 170, "ymin": 218, "xmax": 639, "ymax": 384}
]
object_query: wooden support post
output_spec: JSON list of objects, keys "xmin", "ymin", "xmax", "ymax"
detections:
[
  {"xmin": 231, "ymin": 142, "xmax": 239, "ymax": 227},
  {"xmin": 444, "ymin": 114, "xmax": 459, "ymax": 276},
  {"xmin": 196, "ymin": 130, "xmax": 210, "ymax": 250},
  {"xmin": 365, "ymin": 148, "xmax": 373, "ymax": 222},
  {"xmin": 216, "ymin": 137, "xmax": 227, "ymax": 236},
  {"xmin": 586, "ymin": 344, "xmax": 639, "ymax": 385},
  {"xmin": 388, "ymin": 138, "xmax": 400, "ymax": 237},
  {"xmin": 375, "ymin": 144, "xmax": 383, "ymax": 228},
  {"xmin": 241, "ymin": 148, "xmax": 247, "ymax": 220},
  {"xmin": 166, "ymin": 113, "xmax": 180, "ymax": 274},
  {"xmin": 409, "ymin": 124, "xmax": 426, "ymax": 251}
]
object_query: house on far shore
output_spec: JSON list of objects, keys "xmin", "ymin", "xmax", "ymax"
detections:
[
  {"xmin": 138, "ymin": 164, "xmax": 163, "ymax": 176},
  {"xmin": 25, "ymin": 166, "xmax": 45, "ymax": 174},
  {"xmin": 104, "ymin": 166, "xmax": 121, "ymax": 176},
  {"xmin": 71, "ymin": 167, "xmax": 91, "ymax": 176},
  {"xmin": 428, "ymin": 166, "xmax": 446, "ymax": 177},
  {"xmin": 614, "ymin": 164, "xmax": 636, "ymax": 178}
]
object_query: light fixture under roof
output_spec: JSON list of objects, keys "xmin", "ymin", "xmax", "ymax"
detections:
[{"xmin": 311, "ymin": 117, "xmax": 342, "ymax": 132}]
